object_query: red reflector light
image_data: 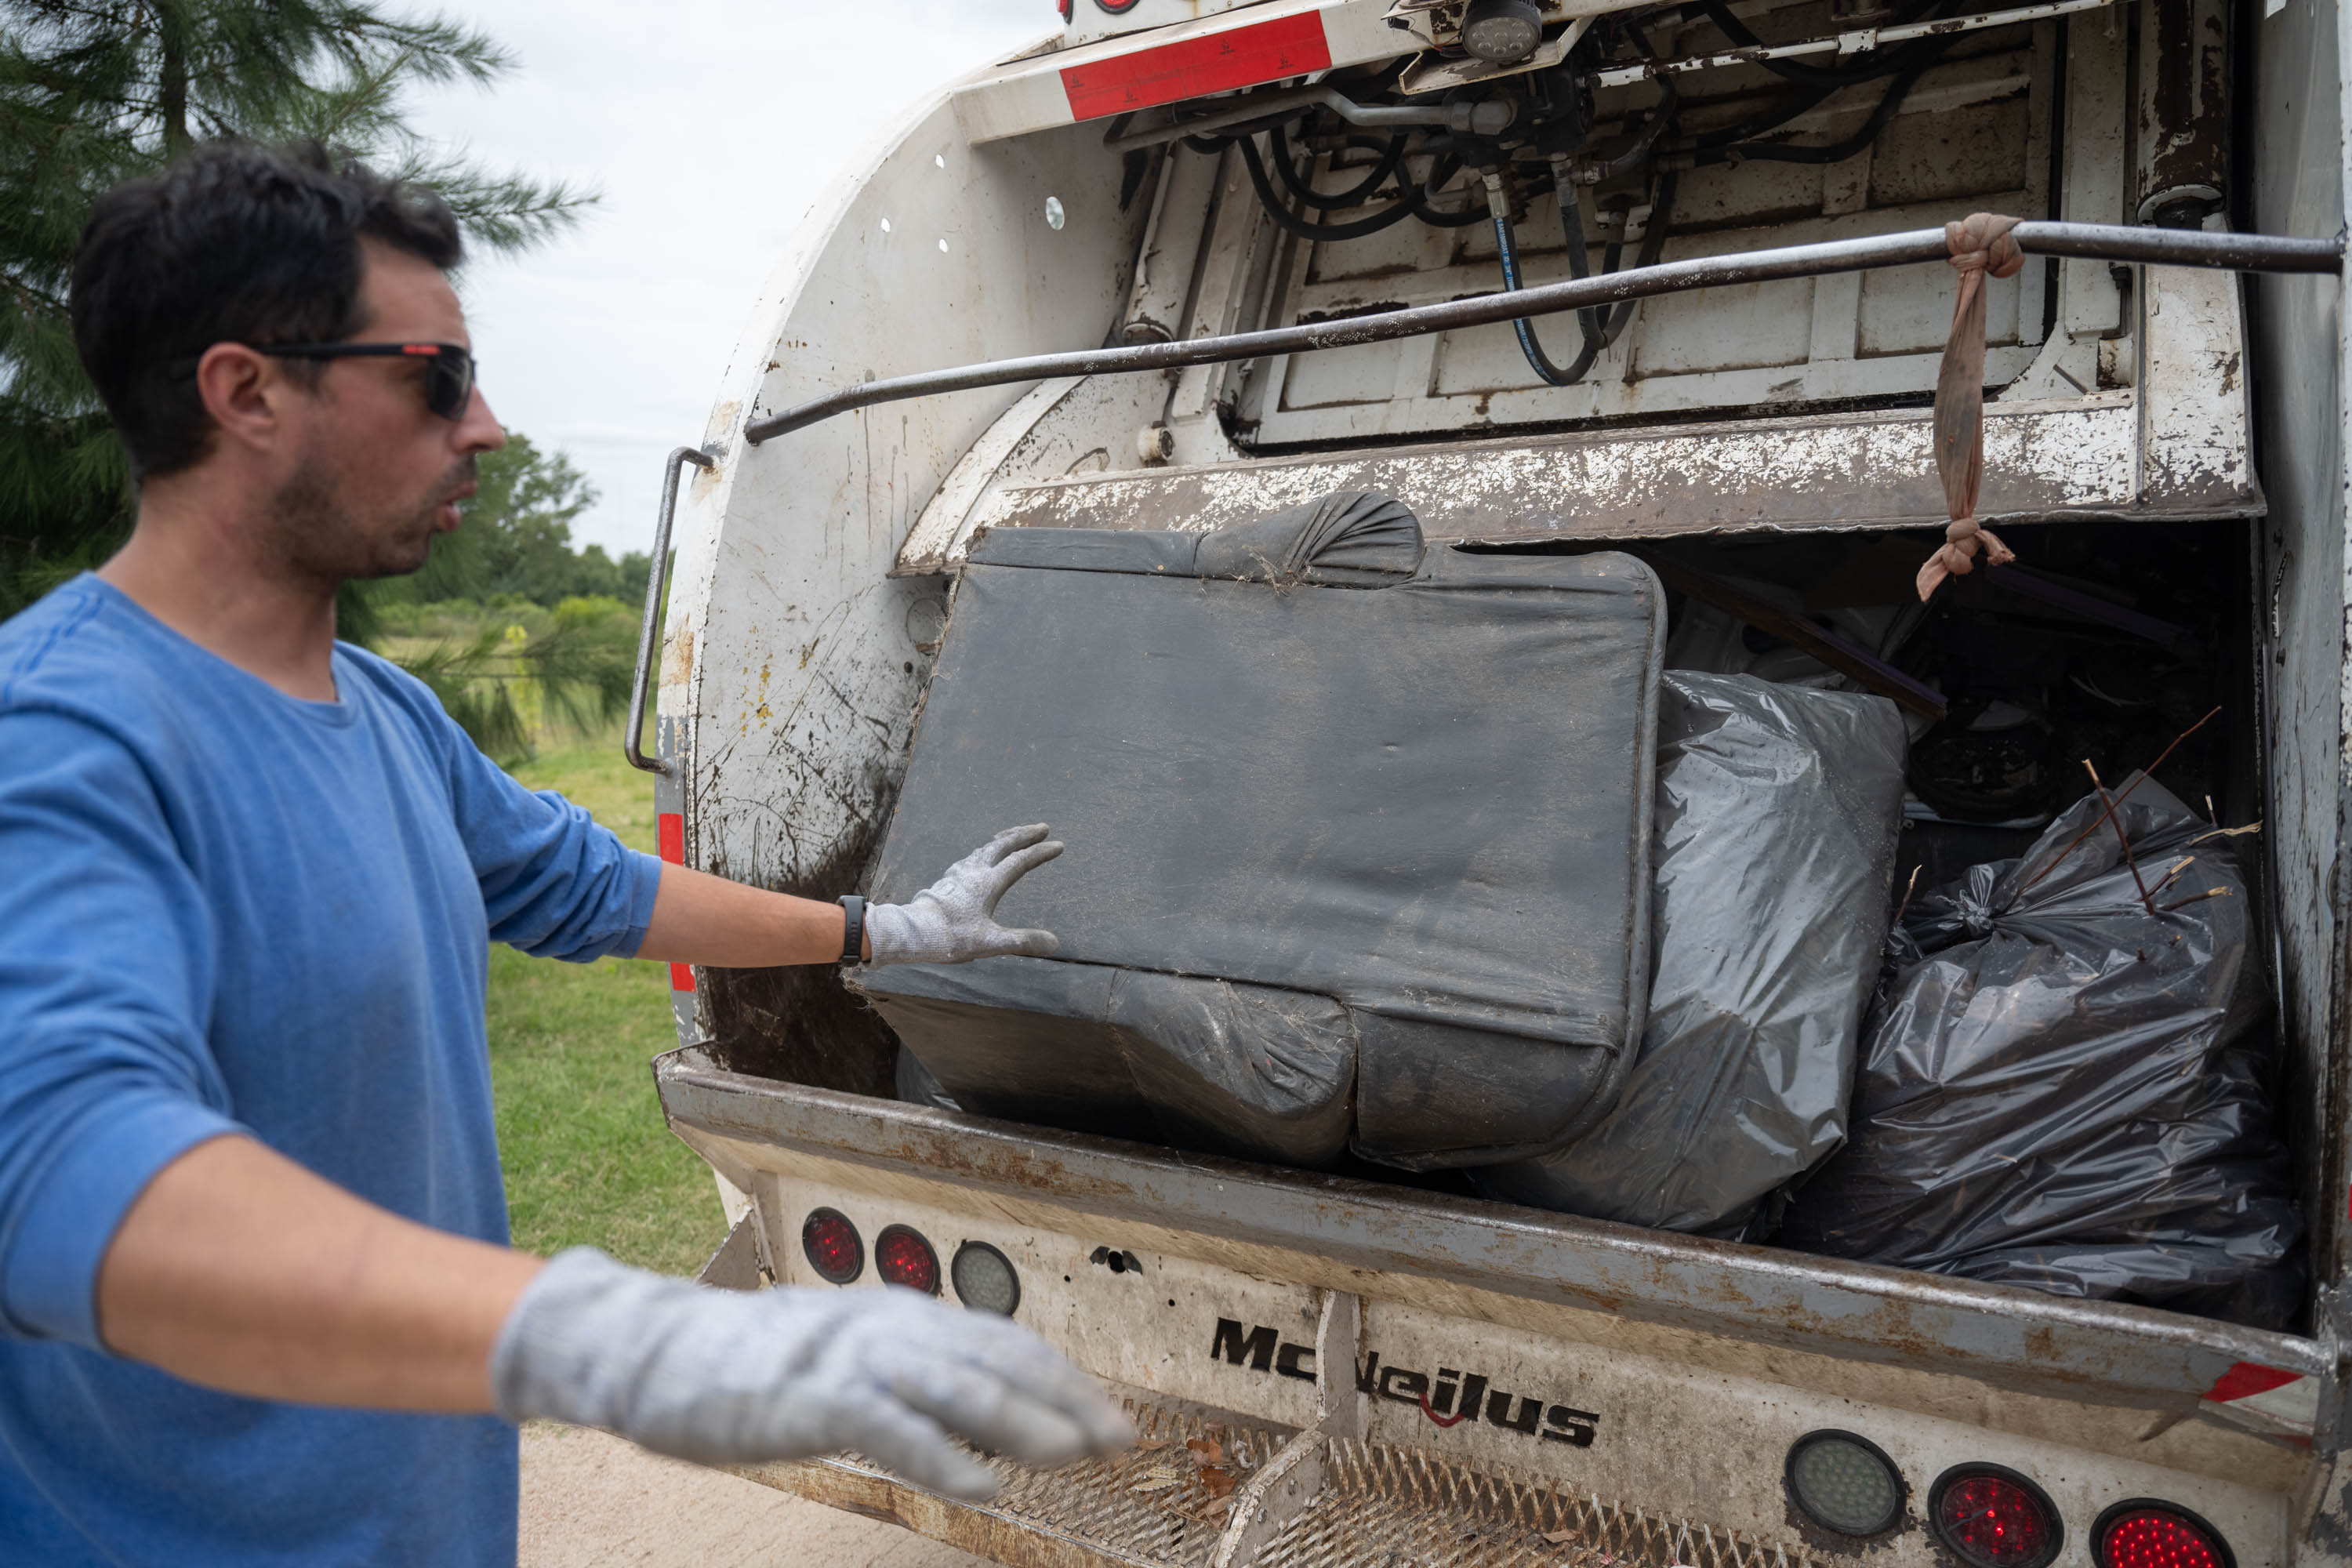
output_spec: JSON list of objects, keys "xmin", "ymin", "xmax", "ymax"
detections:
[
  {"xmin": 875, "ymin": 1224, "xmax": 941, "ymax": 1294},
  {"xmin": 1931, "ymin": 1466, "xmax": 2063, "ymax": 1568},
  {"xmin": 801, "ymin": 1207, "xmax": 863, "ymax": 1285},
  {"xmin": 2095, "ymin": 1503, "xmax": 2234, "ymax": 1568}
]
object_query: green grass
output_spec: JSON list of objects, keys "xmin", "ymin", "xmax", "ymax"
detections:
[{"xmin": 489, "ymin": 725, "xmax": 725, "ymax": 1279}]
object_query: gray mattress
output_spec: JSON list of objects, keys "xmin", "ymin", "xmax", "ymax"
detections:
[{"xmin": 852, "ymin": 492, "xmax": 1666, "ymax": 1170}]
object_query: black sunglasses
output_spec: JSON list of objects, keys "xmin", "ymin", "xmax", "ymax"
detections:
[{"xmin": 173, "ymin": 340, "xmax": 478, "ymax": 420}]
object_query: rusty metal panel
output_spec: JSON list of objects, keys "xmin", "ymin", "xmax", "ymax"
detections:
[
  {"xmin": 927, "ymin": 394, "xmax": 2244, "ymax": 565},
  {"xmin": 654, "ymin": 1054, "xmax": 2329, "ymax": 1418}
]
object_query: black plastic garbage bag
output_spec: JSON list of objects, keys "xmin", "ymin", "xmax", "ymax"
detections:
[
  {"xmin": 1474, "ymin": 673, "xmax": 1908, "ymax": 1236},
  {"xmin": 1775, "ymin": 779, "xmax": 2303, "ymax": 1329}
]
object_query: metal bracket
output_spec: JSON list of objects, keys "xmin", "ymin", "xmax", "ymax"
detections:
[
  {"xmin": 1210, "ymin": 1412, "xmax": 1341, "ymax": 1568},
  {"xmin": 1315, "ymin": 1289, "xmax": 1367, "ymax": 1439},
  {"xmin": 624, "ymin": 445, "xmax": 719, "ymax": 775},
  {"xmin": 693, "ymin": 1212, "xmax": 770, "ymax": 1291}
]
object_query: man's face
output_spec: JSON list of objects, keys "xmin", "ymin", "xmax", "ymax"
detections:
[{"xmin": 263, "ymin": 241, "xmax": 505, "ymax": 583}]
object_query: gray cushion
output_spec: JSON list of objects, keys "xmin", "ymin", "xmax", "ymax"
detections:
[{"xmin": 857, "ymin": 492, "xmax": 1665, "ymax": 1169}]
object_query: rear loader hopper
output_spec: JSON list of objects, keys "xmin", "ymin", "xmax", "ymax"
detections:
[{"xmin": 623, "ymin": 2, "xmax": 2352, "ymax": 1563}]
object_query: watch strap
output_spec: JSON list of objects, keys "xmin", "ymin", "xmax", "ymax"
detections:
[{"xmin": 837, "ymin": 895, "xmax": 867, "ymax": 966}]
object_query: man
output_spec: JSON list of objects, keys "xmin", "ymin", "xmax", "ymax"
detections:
[{"xmin": 0, "ymin": 140, "xmax": 1129, "ymax": 1563}]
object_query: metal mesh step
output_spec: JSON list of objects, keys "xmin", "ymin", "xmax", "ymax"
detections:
[
  {"xmin": 1247, "ymin": 1439, "xmax": 1833, "ymax": 1568},
  {"xmin": 740, "ymin": 1392, "xmax": 1294, "ymax": 1568},
  {"xmin": 971, "ymin": 1396, "xmax": 1291, "ymax": 1567},
  {"xmin": 740, "ymin": 1398, "xmax": 1826, "ymax": 1568}
]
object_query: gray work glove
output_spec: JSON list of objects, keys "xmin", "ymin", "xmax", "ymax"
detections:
[
  {"xmin": 866, "ymin": 823, "xmax": 1063, "ymax": 965},
  {"xmin": 493, "ymin": 1248, "xmax": 1132, "ymax": 1497}
]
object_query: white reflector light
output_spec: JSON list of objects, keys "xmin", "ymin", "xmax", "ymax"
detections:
[
  {"xmin": 951, "ymin": 1241, "xmax": 1021, "ymax": 1316},
  {"xmin": 1788, "ymin": 1431, "xmax": 1905, "ymax": 1537}
]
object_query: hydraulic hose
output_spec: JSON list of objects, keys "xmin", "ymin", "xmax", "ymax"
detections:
[
  {"xmin": 1700, "ymin": 0, "xmax": 1950, "ymax": 85},
  {"xmin": 1488, "ymin": 170, "xmax": 1679, "ymax": 387},
  {"xmin": 1229, "ymin": 130, "xmax": 1427, "ymax": 241},
  {"xmin": 1269, "ymin": 125, "xmax": 1410, "ymax": 211},
  {"xmin": 1419, "ymin": 152, "xmax": 1499, "ymax": 227},
  {"xmin": 1700, "ymin": 56, "xmax": 1934, "ymax": 165},
  {"xmin": 1684, "ymin": 82, "xmax": 1838, "ymax": 151}
]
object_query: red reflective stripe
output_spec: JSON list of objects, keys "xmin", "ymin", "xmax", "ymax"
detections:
[
  {"xmin": 1059, "ymin": 12, "xmax": 1330, "ymax": 122},
  {"xmin": 2205, "ymin": 1361, "xmax": 2299, "ymax": 1402},
  {"xmin": 401, "ymin": 343, "xmax": 437, "ymax": 354},
  {"xmin": 656, "ymin": 814, "xmax": 691, "ymax": 990}
]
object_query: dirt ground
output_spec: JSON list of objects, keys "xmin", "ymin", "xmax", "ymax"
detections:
[{"xmin": 519, "ymin": 1423, "xmax": 991, "ymax": 1567}]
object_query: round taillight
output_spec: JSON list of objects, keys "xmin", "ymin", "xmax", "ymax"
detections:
[
  {"xmin": 2094, "ymin": 1502, "xmax": 2234, "ymax": 1568},
  {"xmin": 1785, "ymin": 1430, "xmax": 1904, "ymax": 1537},
  {"xmin": 802, "ymin": 1208, "xmax": 864, "ymax": 1285},
  {"xmin": 951, "ymin": 1241, "xmax": 1022, "ymax": 1316},
  {"xmin": 876, "ymin": 1224, "xmax": 941, "ymax": 1294},
  {"xmin": 1931, "ymin": 1465, "xmax": 2063, "ymax": 1568}
]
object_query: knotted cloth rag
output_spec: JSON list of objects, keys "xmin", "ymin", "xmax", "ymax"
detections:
[{"xmin": 1916, "ymin": 213, "xmax": 2024, "ymax": 601}]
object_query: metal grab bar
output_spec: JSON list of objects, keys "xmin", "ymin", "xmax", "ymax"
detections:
[
  {"xmin": 624, "ymin": 445, "xmax": 717, "ymax": 775},
  {"xmin": 743, "ymin": 221, "xmax": 2342, "ymax": 446}
]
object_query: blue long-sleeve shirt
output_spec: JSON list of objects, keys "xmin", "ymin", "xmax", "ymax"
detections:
[{"xmin": 0, "ymin": 576, "xmax": 663, "ymax": 1565}]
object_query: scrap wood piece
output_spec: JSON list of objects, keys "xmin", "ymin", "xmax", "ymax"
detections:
[
  {"xmin": 1917, "ymin": 212, "xmax": 2025, "ymax": 601},
  {"xmin": 1642, "ymin": 554, "xmax": 1947, "ymax": 720}
]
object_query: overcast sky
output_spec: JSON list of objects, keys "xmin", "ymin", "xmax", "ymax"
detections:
[{"xmin": 406, "ymin": 0, "xmax": 1050, "ymax": 557}]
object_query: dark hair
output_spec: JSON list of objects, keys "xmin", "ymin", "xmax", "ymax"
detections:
[{"xmin": 71, "ymin": 139, "xmax": 463, "ymax": 480}]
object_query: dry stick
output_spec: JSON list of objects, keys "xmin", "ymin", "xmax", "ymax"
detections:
[
  {"xmin": 2147, "ymin": 855, "xmax": 2194, "ymax": 902},
  {"xmin": 2085, "ymin": 759, "xmax": 2156, "ymax": 911},
  {"xmin": 2020, "ymin": 705, "xmax": 2223, "ymax": 890},
  {"xmin": 1893, "ymin": 865, "xmax": 1923, "ymax": 927},
  {"xmin": 2159, "ymin": 887, "xmax": 2234, "ymax": 914}
]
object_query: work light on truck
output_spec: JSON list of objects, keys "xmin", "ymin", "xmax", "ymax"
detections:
[
  {"xmin": 1784, "ymin": 1430, "xmax": 1904, "ymax": 1538},
  {"xmin": 949, "ymin": 1241, "xmax": 1021, "ymax": 1316},
  {"xmin": 2092, "ymin": 1501, "xmax": 2235, "ymax": 1568},
  {"xmin": 800, "ymin": 1208, "xmax": 864, "ymax": 1285},
  {"xmin": 875, "ymin": 1224, "xmax": 942, "ymax": 1295},
  {"xmin": 1930, "ymin": 1465, "xmax": 2063, "ymax": 1568}
]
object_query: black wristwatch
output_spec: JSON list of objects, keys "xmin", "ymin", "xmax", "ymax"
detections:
[{"xmin": 837, "ymin": 895, "xmax": 867, "ymax": 966}]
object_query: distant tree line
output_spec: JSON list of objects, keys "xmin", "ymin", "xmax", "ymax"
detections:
[{"xmin": 368, "ymin": 434, "xmax": 648, "ymax": 612}]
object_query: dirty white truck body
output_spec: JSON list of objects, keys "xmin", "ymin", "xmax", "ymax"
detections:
[{"xmin": 635, "ymin": 0, "xmax": 2352, "ymax": 1563}]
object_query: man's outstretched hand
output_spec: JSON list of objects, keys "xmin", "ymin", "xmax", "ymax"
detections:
[
  {"xmin": 867, "ymin": 824, "xmax": 1063, "ymax": 965},
  {"xmin": 494, "ymin": 1248, "xmax": 1132, "ymax": 1497}
]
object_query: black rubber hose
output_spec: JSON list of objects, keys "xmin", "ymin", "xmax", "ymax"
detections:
[
  {"xmin": 1551, "ymin": 162, "xmax": 1613, "ymax": 354},
  {"xmin": 1491, "ymin": 171, "xmax": 1679, "ymax": 387},
  {"xmin": 1700, "ymin": 0, "xmax": 1946, "ymax": 86},
  {"xmin": 1683, "ymin": 82, "xmax": 1838, "ymax": 150},
  {"xmin": 1590, "ymin": 71, "xmax": 1681, "ymax": 181},
  {"xmin": 1417, "ymin": 152, "xmax": 1496, "ymax": 227},
  {"xmin": 1232, "ymin": 130, "xmax": 1426, "ymax": 241},
  {"xmin": 1700, "ymin": 56, "xmax": 1932, "ymax": 164},
  {"xmin": 1269, "ymin": 124, "xmax": 1410, "ymax": 211}
]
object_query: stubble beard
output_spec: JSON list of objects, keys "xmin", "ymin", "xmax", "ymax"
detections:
[{"xmin": 263, "ymin": 446, "xmax": 474, "ymax": 587}]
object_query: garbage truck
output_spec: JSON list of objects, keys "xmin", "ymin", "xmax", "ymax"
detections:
[{"xmin": 622, "ymin": 0, "xmax": 2352, "ymax": 1563}]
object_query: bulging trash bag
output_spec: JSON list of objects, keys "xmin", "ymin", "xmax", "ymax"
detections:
[
  {"xmin": 1474, "ymin": 672, "xmax": 1909, "ymax": 1237},
  {"xmin": 1775, "ymin": 779, "xmax": 2304, "ymax": 1329}
]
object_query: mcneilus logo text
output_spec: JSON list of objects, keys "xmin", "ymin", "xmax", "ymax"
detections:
[{"xmin": 1209, "ymin": 1319, "xmax": 1599, "ymax": 1446}]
